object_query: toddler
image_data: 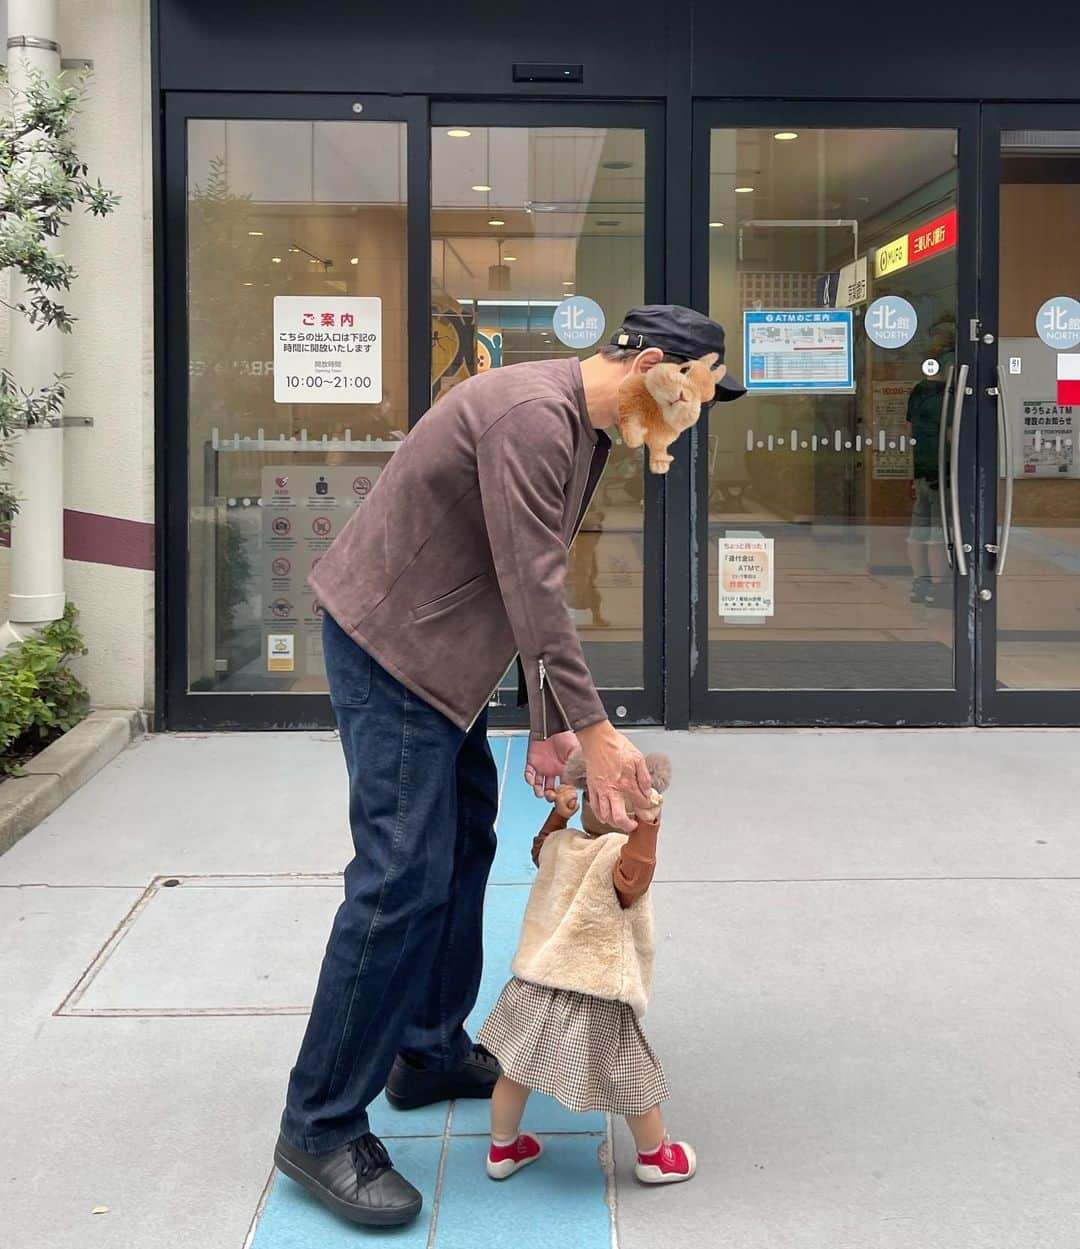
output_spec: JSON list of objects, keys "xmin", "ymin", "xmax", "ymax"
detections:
[{"xmin": 477, "ymin": 754, "xmax": 694, "ymax": 1185}]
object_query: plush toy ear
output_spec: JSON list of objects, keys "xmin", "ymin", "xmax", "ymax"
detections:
[
  {"xmin": 701, "ymin": 352, "xmax": 720, "ymax": 370},
  {"xmin": 644, "ymin": 752, "xmax": 672, "ymax": 793},
  {"xmin": 562, "ymin": 749, "xmax": 588, "ymax": 788}
]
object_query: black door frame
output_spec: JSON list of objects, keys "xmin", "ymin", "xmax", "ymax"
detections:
[
  {"xmin": 428, "ymin": 99, "xmax": 667, "ymax": 730},
  {"xmin": 688, "ymin": 100, "xmax": 982, "ymax": 727},
  {"xmin": 161, "ymin": 92, "xmax": 430, "ymax": 731},
  {"xmin": 975, "ymin": 103, "xmax": 1080, "ymax": 726},
  {"xmin": 160, "ymin": 92, "xmax": 668, "ymax": 730}
]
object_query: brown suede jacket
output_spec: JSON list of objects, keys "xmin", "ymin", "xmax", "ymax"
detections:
[{"xmin": 309, "ymin": 359, "xmax": 610, "ymax": 739}]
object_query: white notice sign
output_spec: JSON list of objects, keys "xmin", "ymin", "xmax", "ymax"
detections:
[
  {"xmin": 274, "ymin": 296, "xmax": 382, "ymax": 404},
  {"xmin": 834, "ymin": 256, "xmax": 868, "ymax": 308},
  {"xmin": 261, "ymin": 463, "xmax": 386, "ymax": 678},
  {"xmin": 719, "ymin": 535, "xmax": 775, "ymax": 618}
]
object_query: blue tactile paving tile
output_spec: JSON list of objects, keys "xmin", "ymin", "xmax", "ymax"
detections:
[
  {"xmin": 491, "ymin": 736, "xmax": 544, "ymax": 884},
  {"xmin": 491, "ymin": 735, "xmax": 583, "ymax": 884},
  {"xmin": 251, "ymin": 1137, "xmax": 441, "ymax": 1249},
  {"xmin": 430, "ymin": 1133, "xmax": 609, "ymax": 1249},
  {"xmin": 250, "ymin": 734, "xmax": 610, "ymax": 1249},
  {"xmin": 467, "ymin": 882, "xmax": 530, "ymax": 1031},
  {"xmin": 368, "ymin": 1089, "xmax": 450, "ymax": 1139}
]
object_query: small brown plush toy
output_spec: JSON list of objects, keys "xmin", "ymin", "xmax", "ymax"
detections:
[
  {"xmin": 617, "ymin": 352, "xmax": 723, "ymax": 474},
  {"xmin": 559, "ymin": 749, "xmax": 673, "ymax": 833}
]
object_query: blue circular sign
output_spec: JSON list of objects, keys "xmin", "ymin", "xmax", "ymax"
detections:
[
  {"xmin": 865, "ymin": 296, "xmax": 918, "ymax": 350},
  {"xmin": 1036, "ymin": 296, "xmax": 1080, "ymax": 350},
  {"xmin": 553, "ymin": 296, "xmax": 605, "ymax": 349}
]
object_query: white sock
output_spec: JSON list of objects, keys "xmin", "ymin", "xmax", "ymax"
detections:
[
  {"xmin": 638, "ymin": 1137, "xmax": 665, "ymax": 1157},
  {"xmin": 492, "ymin": 1134, "xmax": 518, "ymax": 1148}
]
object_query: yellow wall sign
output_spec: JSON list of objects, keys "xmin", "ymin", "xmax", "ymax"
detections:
[
  {"xmin": 875, "ymin": 233, "xmax": 909, "ymax": 277},
  {"xmin": 267, "ymin": 633, "xmax": 295, "ymax": 672}
]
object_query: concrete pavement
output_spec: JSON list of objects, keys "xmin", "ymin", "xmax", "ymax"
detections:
[{"xmin": 3, "ymin": 727, "xmax": 1080, "ymax": 1247}]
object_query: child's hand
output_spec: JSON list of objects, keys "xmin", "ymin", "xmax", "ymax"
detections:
[{"xmin": 553, "ymin": 784, "xmax": 579, "ymax": 821}]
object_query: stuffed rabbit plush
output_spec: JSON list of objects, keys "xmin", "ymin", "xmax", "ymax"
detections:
[{"xmin": 617, "ymin": 352, "xmax": 723, "ymax": 474}]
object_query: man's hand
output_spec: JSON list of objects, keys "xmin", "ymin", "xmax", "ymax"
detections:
[
  {"xmin": 577, "ymin": 721, "xmax": 652, "ymax": 833},
  {"xmin": 525, "ymin": 730, "xmax": 580, "ymax": 799}
]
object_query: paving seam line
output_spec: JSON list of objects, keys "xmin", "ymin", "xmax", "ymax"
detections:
[
  {"xmin": 602, "ymin": 1113, "xmax": 620, "ymax": 1249},
  {"xmin": 426, "ymin": 1101, "xmax": 455, "ymax": 1249},
  {"xmin": 53, "ymin": 875, "xmax": 163, "ymax": 1015},
  {"xmin": 242, "ymin": 1166, "xmax": 277, "ymax": 1249}
]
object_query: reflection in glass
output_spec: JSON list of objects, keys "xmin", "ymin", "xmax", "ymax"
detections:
[
  {"xmin": 995, "ymin": 132, "xmax": 1080, "ymax": 689},
  {"xmin": 431, "ymin": 126, "xmax": 647, "ymax": 690},
  {"xmin": 707, "ymin": 127, "xmax": 959, "ymax": 690},
  {"xmin": 186, "ymin": 119, "xmax": 407, "ymax": 694}
]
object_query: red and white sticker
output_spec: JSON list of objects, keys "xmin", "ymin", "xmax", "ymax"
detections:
[{"xmin": 1056, "ymin": 353, "xmax": 1080, "ymax": 406}]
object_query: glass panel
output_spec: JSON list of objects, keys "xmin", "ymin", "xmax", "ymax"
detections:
[
  {"xmin": 996, "ymin": 131, "xmax": 1080, "ymax": 689},
  {"xmin": 186, "ymin": 119, "xmax": 407, "ymax": 694},
  {"xmin": 431, "ymin": 125, "xmax": 647, "ymax": 693},
  {"xmin": 707, "ymin": 127, "xmax": 959, "ymax": 689}
]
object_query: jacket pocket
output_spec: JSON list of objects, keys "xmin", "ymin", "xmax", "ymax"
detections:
[{"xmin": 410, "ymin": 572, "xmax": 491, "ymax": 622}]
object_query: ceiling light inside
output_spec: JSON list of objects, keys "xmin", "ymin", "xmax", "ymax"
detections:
[
  {"xmin": 247, "ymin": 230, "xmax": 264, "ymax": 237},
  {"xmin": 271, "ymin": 256, "xmax": 282, "ymax": 264},
  {"xmin": 502, "ymin": 254, "xmax": 517, "ymax": 262},
  {"xmin": 735, "ymin": 186, "xmax": 754, "ymax": 194},
  {"xmin": 350, "ymin": 257, "xmax": 359, "ymax": 265},
  {"xmin": 709, "ymin": 221, "xmax": 724, "ymax": 228},
  {"xmin": 488, "ymin": 218, "xmax": 505, "ymax": 227},
  {"xmin": 773, "ymin": 131, "xmax": 799, "ymax": 141},
  {"xmin": 447, "ymin": 129, "xmax": 471, "ymax": 139},
  {"xmin": 472, "ymin": 184, "xmax": 492, "ymax": 192}
]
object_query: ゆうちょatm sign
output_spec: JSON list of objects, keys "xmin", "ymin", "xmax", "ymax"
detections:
[{"xmin": 875, "ymin": 209, "xmax": 957, "ymax": 279}]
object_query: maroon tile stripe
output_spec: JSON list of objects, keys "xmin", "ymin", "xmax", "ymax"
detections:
[{"xmin": 0, "ymin": 510, "xmax": 154, "ymax": 571}]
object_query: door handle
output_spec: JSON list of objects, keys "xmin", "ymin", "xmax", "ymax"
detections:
[
  {"xmin": 937, "ymin": 364, "xmax": 955, "ymax": 568},
  {"xmin": 949, "ymin": 363, "xmax": 970, "ymax": 575},
  {"xmin": 991, "ymin": 370, "xmax": 1015, "ymax": 574}
]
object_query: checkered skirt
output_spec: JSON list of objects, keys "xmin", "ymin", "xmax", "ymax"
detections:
[{"xmin": 478, "ymin": 976, "xmax": 670, "ymax": 1116}]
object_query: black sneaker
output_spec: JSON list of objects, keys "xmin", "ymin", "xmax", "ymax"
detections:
[
  {"xmin": 274, "ymin": 1131, "xmax": 422, "ymax": 1227},
  {"xmin": 384, "ymin": 1043, "xmax": 501, "ymax": 1111}
]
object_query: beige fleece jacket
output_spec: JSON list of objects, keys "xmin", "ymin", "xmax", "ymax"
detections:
[{"xmin": 511, "ymin": 827, "xmax": 656, "ymax": 1019}]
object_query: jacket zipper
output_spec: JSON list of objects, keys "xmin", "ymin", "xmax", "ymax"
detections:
[{"xmin": 538, "ymin": 657, "xmax": 572, "ymax": 734}]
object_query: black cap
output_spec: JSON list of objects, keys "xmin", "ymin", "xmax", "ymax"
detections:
[{"xmin": 610, "ymin": 305, "xmax": 746, "ymax": 401}]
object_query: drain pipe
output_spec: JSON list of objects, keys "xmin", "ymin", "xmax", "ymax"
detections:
[{"xmin": 0, "ymin": 0, "xmax": 65, "ymax": 649}]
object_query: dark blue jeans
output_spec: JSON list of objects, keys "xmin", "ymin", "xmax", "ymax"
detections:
[{"xmin": 281, "ymin": 612, "xmax": 498, "ymax": 1153}]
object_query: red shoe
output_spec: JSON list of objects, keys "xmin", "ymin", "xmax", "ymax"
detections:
[
  {"xmin": 634, "ymin": 1138, "xmax": 697, "ymax": 1185},
  {"xmin": 486, "ymin": 1133, "xmax": 543, "ymax": 1180}
]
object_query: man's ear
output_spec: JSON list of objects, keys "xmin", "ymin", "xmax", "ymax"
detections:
[{"xmin": 631, "ymin": 347, "xmax": 666, "ymax": 374}]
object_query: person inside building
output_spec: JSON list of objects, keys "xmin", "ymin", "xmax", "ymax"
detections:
[
  {"xmin": 272, "ymin": 305, "xmax": 745, "ymax": 1228},
  {"xmin": 906, "ymin": 315, "xmax": 956, "ymax": 608}
]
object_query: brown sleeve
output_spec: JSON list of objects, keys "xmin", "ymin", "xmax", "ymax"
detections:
[
  {"xmin": 475, "ymin": 400, "xmax": 608, "ymax": 740},
  {"xmin": 532, "ymin": 807, "xmax": 569, "ymax": 868},
  {"xmin": 613, "ymin": 819, "xmax": 659, "ymax": 908}
]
